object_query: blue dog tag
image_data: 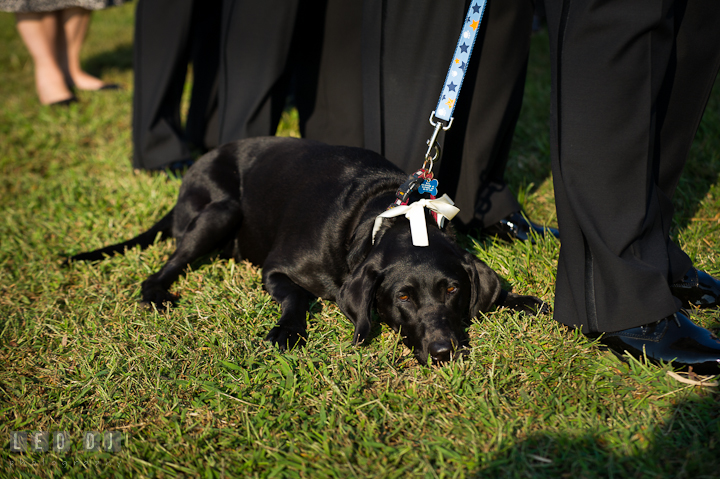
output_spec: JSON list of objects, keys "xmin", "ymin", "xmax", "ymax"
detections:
[{"xmin": 419, "ymin": 179, "xmax": 439, "ymax": 196}]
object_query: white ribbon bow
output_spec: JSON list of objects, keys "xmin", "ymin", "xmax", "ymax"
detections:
[{"xmin": 372, "ymin": 194, "xmax": 460, "ymax": 247}]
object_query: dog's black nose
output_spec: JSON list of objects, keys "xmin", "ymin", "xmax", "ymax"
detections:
[{"xmin": 429, "ymin": 340, "xmax": 453, "ymax": 363}]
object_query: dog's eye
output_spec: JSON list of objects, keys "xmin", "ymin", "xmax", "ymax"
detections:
[
  {"xmin": 398, "ymin": 294, "xmax": 410, "ymax": 302},
  {"xmin": 447, "ymin": 286, "xmax": 458, "ymax": 294}
]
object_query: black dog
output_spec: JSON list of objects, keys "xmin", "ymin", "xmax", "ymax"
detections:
[{"xmin": 68, "ymin": 137, "xmax": 546, "ymax": 364}]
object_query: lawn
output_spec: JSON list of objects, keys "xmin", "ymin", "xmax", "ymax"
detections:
[{"xmin": 2, "ymin": 4, "xmax": 720, "ymax": 478}]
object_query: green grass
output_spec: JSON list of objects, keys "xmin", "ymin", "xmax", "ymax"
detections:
[{"xmin": 2, "ymin": 5, "xmax": 720, "ymax": 478}]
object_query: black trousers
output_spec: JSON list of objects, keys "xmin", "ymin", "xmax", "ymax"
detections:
[
  {"xmin": 295, "ymin": 0, "xmax": 364, "ymax": 149},
  {"xmin": 132, "ymin": 0, "xmax": 221, "ymax": 170},
  {"xmin": 218, "ymin": 0, "xmax": 301, "ymax": 144},
  {"xmin": 545, "ymin": 0, "xmax": 720, "ymax": 332},
  {"xmin": 300, "ymin": 0, "xmax": 534, "ymax": 227}
]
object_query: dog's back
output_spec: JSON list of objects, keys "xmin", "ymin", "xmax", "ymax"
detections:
[
  {"xmin": 222, "ymin": 138, "xmax": 406, "ymax": 265},
  {"xmin": 66, "ymin": 136, "xmax": 547, "ymax": 362},
  {"xmin": 67, "ymin": 136, "xmax": 410, "ymax": 302}
]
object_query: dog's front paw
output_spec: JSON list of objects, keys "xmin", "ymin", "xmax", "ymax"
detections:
[
  {"xmin": 526, "ymin": 298, "xmax": 551, "ymax": 316},
  {"xmin": 140, "ymin": 287, "xmax": 178, "ymax": 311},
  {"xmin": 265, "ymin": 326, "xmax": 307, "ymax": 351},
  {"xmin": 500, "ymin": 292, "xmax": 550, "ymax": 316}
]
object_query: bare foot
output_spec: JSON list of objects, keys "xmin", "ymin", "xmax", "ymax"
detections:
[
  {"xmin": 15, "ymin": 11, "xmax": 75, "ymax": 105},
  {"xmin": 70, "ymin": 70, "xmax": 106, "ymax": 91},
  {"xmin": 35, "ymin": 63, "xmax": 74, "ymax": 105}
]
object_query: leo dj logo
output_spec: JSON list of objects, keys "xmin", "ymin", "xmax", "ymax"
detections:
[{"xmin": 9, "ymin": 431, "xmax": 123, "ymax": 453}]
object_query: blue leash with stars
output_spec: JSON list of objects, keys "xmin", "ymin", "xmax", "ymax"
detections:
[
  {"xmin": 380, "ymin": 0, "xmax": 487, "ymax": 247},
  {"xmin": 424, "ymin": 0, "xmax": 487, "ymax": 169}
]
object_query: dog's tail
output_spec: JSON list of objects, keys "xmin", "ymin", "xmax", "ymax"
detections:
[{"xmin": 64, "ymin": 208, "xmax": 175, "ymax": 264}]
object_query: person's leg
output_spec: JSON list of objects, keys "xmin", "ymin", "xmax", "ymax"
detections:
[
  {"xmin": 217, "ymin": 0, "xmax": 300, "ymax": 144},
  {"xmin": 546, "ymin": 0, "xmax": 720, "ymax": 330},
  {"xmin": 132, "ymin": 0, "xmax": 195, "ymax": 170},
  {"xmin": 296, "ymin": 0, "xmax": 364, "ymax": 147},
  {"xmin": 361, "ymin": 0, "xmax": 461, "ymax": 170},
  {"xmin": 58, "ymin": 7, "xmax": 105, "ymax": 91},
  {"xmin": 361, "ymin": 0, "xmax": 552, "ymax": 241},
  {"xmin": 547, "ymin": 0, "xmax": 680, "ymax": 332},
  {"xmin": 440, "ymin": 0, "xmax": 534, "ymax": 228},
  {"xmin": 544, "ymin": 0, "xmax": 720, "ymax": 373},
  {"xmin": 654, "ymin": 0, "xmax": 720, "ymax": 283},
  {"xmin": 15, "ymin": 11, "xmax": 74, "ymax": 104},
  {"xmin": 185, "ymin": 0, "xmax": 221, "ymax": 153}
]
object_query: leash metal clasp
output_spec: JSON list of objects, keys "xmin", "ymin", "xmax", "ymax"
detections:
[{"xmin": 424, "ymin": 111, "xmax": 454, "ymax": 172}]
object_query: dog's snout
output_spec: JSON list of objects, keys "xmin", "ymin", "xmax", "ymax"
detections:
[{"xmin": 429, "ymin": 340, "xmax": 454, "ymax": 363}]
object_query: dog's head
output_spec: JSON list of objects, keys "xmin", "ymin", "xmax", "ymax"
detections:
[{"xmin": 337, "ymin": 218, "xmax": 502, "ymax": 365}]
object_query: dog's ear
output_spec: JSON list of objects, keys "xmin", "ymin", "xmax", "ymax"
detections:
[
  {"xmin": 346, "ymin": 216, "xmax": 396, "ymax": 271},
  {"xmin": 336, "ymin": 260, "xmax": 381, "ymax": 346},
  {"xmin": 463, "ymin": 251, "xmax": 502, "ymax": 319}
]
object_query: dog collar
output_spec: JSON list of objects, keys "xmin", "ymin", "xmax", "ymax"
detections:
[{"xmin": 372, "ymin": 194, "xmax": 460, "ymax": 247}]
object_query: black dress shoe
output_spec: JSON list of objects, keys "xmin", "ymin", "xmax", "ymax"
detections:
[
  {"xmin": 483, "ymin": 211, "xmax": 560, "ymax": 243},
  {"xmin": 670, "ymin": 268, "xmax": 720, "ymax": 309},
  {"xmin": 598, "ymin": 311, "xmax": 720, "ymax": 375}
]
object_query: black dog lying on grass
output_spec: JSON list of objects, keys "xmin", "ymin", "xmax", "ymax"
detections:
[{"xmin": 67, "ymin": 137, "xmax": 547, "ymax": 364}]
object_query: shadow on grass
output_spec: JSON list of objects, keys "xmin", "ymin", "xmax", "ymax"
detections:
[
  {"xmin": 673, "ymin": 151, "xmax": 720, "ymax": 233},
  {"xmin": 473, "ymin": 392, "xmax": 720, "ymax": 478},
  {"xmin": 83, "ymin": 42, "xmax": 133, "ymax": 77}
]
